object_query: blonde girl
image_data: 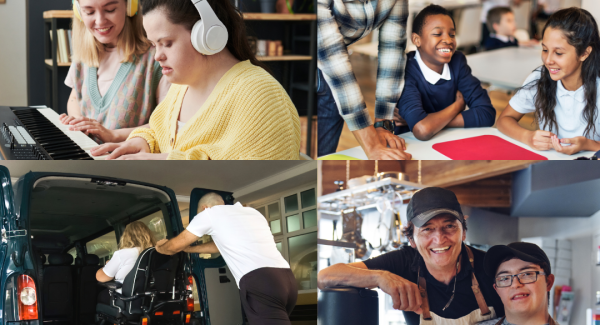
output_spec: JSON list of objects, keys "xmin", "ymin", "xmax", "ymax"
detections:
[{"xmin": 61, "ymin": 0, "xmax": 170, "ymax": 143}]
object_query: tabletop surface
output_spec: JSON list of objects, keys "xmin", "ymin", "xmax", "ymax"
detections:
[
  {"xmin": 323, "ymin": 127, "xmax": 594, "ymax": 160},
  {"xmin": 466, "ymin": 47, "xmax": 543, "ymax": 89}
]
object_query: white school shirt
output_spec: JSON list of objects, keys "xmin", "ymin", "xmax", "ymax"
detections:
[
  {"xmin": 102, "ymin": 247, "xmax": 141, "ymax": 293},
  {"xmin": 509, "ymin": 70, "xmax": 600, "ymax": 141},
  {"xmin": 415, "ymin": 49, "xmax": 451, "ymax": 85},
  {"xmin": 186, "ymin": 202, "xmax": 290, "ymax": 287}
]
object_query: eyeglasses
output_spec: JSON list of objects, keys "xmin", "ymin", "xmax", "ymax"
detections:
[{"xmin": 495, "ymin": 271, "xmax": 546, "ymax": 288}]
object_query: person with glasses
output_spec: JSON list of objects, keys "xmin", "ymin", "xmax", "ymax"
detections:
[
  {"xmin": 477, "ymin": 242, "xmax": 557, "ymax": 325},
  {"xmin": 318, "ymin": 187, "xmax": 504, "ymax": 325}
]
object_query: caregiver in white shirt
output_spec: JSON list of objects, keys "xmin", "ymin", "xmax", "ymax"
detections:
[{"xmin": 155, "ymin": 192, "xmax": 297, "ymax": 325}]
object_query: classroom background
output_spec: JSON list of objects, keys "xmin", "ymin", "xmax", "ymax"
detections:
[
  {"xmin": 0, "ymin": 0, "xmax": 317, "ymax": 158},
  {"xmin": 332, "ymin": 0, "xmax": 600, "ymax": 154}
]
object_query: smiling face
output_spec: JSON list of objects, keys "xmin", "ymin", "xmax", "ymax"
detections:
[
  {"xmin": 412, "ymin": 14, "xmax": 456, "ymax": 73},
  {"xmin": 542, "ymin": 27, "xmax": 591, "ymax": 89},
  {"xmin": 410, "ymin": 214, "xmax": 465, "ymax": 271},
  {"xmin": 78, "ymin": 0, "xmax": 127, "ymax": 47},
  {"xmin": 494, "ymin": 258, "xmax": 554, "ymax": 320},
  {"xmin": 494, "ymin": 12, "xmax": 517, "ymax": 36},
  {"xmin": 143, "ymin": 9, "xmax": 204, "ymax": 85}
]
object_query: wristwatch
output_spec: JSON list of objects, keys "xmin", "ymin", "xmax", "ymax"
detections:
[{"xmin": 374, "ymin": 120, "xmax": 396, "ymax": 133}]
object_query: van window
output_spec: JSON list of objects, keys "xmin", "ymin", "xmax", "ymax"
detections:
[
  {"xmin": 86, "ymin": 231, "xmax": 118, "ymax": 266},
  {"xmin": 138, "ymin": 210, "xmax": 168, "ymax": 241},
  {"xmin": 67, "ymin": 247, "xmax": 77, "ymax": 265}
]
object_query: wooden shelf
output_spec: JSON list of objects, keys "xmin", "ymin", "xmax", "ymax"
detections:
[
  {"xmin": 258, "ymin": 55, "xmax": 312, "ymax": 61},
  {"xmin": 42, "ymin": 10, "xmax": 316, "ymax": 21},
  {"xmin": 43, "ymin": 10, "xmax": 73, "ymax": 19},
  {"xmin": 243, "ymin": 13, "xmax": 316, "ymax": 21},
  {"xmin": 45, "ymin": 59, "xmax": 71, "ymax": 67}
]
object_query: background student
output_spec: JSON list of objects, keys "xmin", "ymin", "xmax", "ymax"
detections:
[
  {"xmin": 484, "ymin": 7, "xmax": 519, "ymax": 51},
  {"xmin": 91, "ymin": 0, "xmax": 301, "ymax": 160},
  {"xmin": 396, "ymin": 5, "xmax": 496, "ymax": 141},
  {"xmin": 61, "ymin": 0, "xmax": 170, "ymax": 143},
  {"xmin": 480, "ymin": 0, "xmax": 523, "ymax": 46},
  {"xmin": 497, "ymin": 7, "xmax": 600, "ymax": 155}
]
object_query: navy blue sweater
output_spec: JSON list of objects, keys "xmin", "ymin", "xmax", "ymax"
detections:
[
  {"xmin": 396, "ymin": 51, "xmax": 496, "ymax": 134},
  {"xmin": 484, "ymin": 36, "xmax": 519, "ymax": 51}
]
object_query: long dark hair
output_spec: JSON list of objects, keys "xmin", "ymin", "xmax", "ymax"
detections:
[
  {"xmin": 522, "ymin": 7, "xmax": 600, "ymax": 138},
  {"xmin": 140, "ymin": 0, "xmax": 269, "ymax": 72}
]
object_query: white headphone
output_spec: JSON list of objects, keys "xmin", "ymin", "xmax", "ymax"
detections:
[{"xmin": 190, "ymin": 0, "xmax": 229, "ymax": 55}]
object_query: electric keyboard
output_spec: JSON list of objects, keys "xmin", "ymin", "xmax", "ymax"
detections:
[{"xmin": 0, "ymin": 106, "xmax": 106, "ymax": 160}]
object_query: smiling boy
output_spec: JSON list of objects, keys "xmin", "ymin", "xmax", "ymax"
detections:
[
  {"xmin": 396, "ymin": 5, "xmax": 496, "ymax": 140},
  {"xmin": 478, "ymin": 242, "xmax": 558, "ymax": 325}
]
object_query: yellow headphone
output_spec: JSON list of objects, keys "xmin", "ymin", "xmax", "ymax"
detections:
[{"xmin": 72, "ymin": 0, "xmax": 139, "ymax": 21}]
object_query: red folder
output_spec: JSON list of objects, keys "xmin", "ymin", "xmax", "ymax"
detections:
[{"xmin": 431, "ymin": 135, "xmax": 548, "ymax": 160}]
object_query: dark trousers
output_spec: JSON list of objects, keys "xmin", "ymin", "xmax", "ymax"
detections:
[
  {"xmin": 317, "ymin": 69, "xmax": 345, "ymax": 157},
  {"xmin": 239, "ymin": 267, "xmax": 298, "ymax": 325}
]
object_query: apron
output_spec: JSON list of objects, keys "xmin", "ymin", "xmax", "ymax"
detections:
[
  {"xmin": 418, "ymin": 246, "xmax": 496, "ymax": 325},
  {"xmin": 494, "ymin": 316, "xmax": 559, "ymax": 325}
]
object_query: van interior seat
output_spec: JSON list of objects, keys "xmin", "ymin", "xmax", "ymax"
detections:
[
  {"xmin": 43, "ymin": 253, "xmax": 74, "ymax": 324},
  {"xmin": 78, "ymin": 254, "xmax": 101, "ymax": 324}
]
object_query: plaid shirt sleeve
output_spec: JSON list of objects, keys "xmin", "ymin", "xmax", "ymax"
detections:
[
  {"xmin": 375, "ymin": 0, "xmax": 408, "ymax": 120},
  {"xmin": 317, "ymin": 0, "xmax": 371, "ymax": 131}
]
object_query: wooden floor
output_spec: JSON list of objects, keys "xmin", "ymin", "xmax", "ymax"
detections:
[{"xmin": 335, "ymin": 54, "xmax": 537, "ymax": 152}]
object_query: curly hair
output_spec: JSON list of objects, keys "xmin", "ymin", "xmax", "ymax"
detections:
[
  {"xmin": 119, "ymin": 221, "xmax": 157, "ymax": 251},
  {"xmin": 412, "ymin": 4, "xmax": 455, "ymax": 36}
]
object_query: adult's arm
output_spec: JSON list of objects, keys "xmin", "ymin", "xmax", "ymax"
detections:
[
  {"xmin": 184, "ymin": 241, "xmax": 220, "ymax": 254},
  {"xmin": 375, "ymin": 0, "xmax": 409, "ymax": 121},
  {"xmin": 319, "ymin": 261, "xmax": 422, "ymax": 312},
  {"xmin": 155, "ymin": 230, "xmax": 199, "ymax": 255}
]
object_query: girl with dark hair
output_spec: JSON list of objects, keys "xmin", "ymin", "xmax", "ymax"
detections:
[
  {"xmin": 497, "ymin": 7, "xmax": 600, "ymax": 155},
  {"xmin": 91, "ymin": 0, "xmax": 301, "ymax": 160}
]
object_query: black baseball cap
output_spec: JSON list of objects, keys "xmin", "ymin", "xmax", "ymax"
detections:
[
  {"xmin": 484, "ymin": 242, "xmax": 552, "ymax": 277},
  {"xmin": 407, "ymin": 187, "xmax": 464, "ymax": 227}
]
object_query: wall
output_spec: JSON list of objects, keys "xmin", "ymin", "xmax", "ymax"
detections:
[
  {"xmin": 462, "ymin": 206, "xmax": 519, "ymax": 246},
  {"xmin": 0, "ymin": 0, "xmax": 28, "ymax": 105},
  {"xmin": 518, "ymin": 210, "xmax": 600, "ymax": 325},
  {"xmin": 582, "ymin": 0, "xmax": 600, "ymax": 22}
]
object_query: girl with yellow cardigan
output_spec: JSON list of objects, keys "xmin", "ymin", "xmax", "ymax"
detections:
[{"xmin": 90, "ymin": 0, "xmax": 301, "ymax": 160}]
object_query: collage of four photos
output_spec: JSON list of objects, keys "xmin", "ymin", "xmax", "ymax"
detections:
[{"xmin": 0, "ymin": 0, "xmax": 599, "ymax": 324}]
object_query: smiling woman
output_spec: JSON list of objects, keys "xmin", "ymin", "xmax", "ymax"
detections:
[
  {"xmin": 88, "ymin": 0, "xmax": 301, "ymax": 160},
  {"xmin": 61, "ymin": 0, "xmax": 170, "ymax": 145}
]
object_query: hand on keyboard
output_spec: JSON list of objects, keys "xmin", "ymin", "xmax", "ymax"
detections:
[
  {"xmin": 59, "ymin": 114, "xmax": 81, "ymax": 125},
  {"xmin": 91, "ymin": 137, "xmax": 151, "ymax": 159},
  {"xmin": 66, "ymin": 116, "xmax": 117, "ymax": 143}
]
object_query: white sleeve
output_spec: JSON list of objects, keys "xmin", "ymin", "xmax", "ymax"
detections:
[
  {"xmin": 102, "ymin": 250, "xmax": 122, "ymax": 278},
  {"xmin": 64, "ymin": 62, "xmax": 77, "ymax": 88},
  {"xmin": 186, "ymin": 210, "xmax": 213, "ymax": 237},
  {"xmin": 509, "ymin": 70, "xmax": 541, "ymax": 114}
]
